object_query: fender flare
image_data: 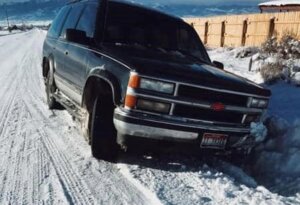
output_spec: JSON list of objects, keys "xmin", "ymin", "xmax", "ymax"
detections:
[
  {"xmin": 82, "ymin": 67, "xmax": 122, "ymax": 107},
  {"xmin": 43, "ymin": 55, "xmax": 55, "ymax": 83}
]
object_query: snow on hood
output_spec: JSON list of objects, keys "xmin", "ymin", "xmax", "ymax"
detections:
[{"xmin": 259, "ymin": 0, "xmax": 300, "ymax": 7}]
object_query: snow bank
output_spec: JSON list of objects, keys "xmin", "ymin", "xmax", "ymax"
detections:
[
  {"xmin": 268, "ymin": 83, "xmax": 300, "ymax": 123},
  {"xmin": 251, "ymin": 118, "xmax": 300, "ymax": 195},
  {"xmin": 255, "ymin": 117, "xmax": 300, "ymax": 176},
  {"xmin": 0, "ymin": 30, "xmax": 22, "ymax": 36}
]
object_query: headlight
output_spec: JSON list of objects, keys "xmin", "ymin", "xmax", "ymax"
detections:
[
  {"xmin": 140, "ymin": 78, "xmax": 174, "ymax": 94},
  {"xmin": 128, "ymin": 73, "xmax": 175, "ymax": 94},
  {"xmin": 250, "ymin": 98, "xmax": 268, "ymax": 108},
  {"xmin": 125, "ymin": 73, "xmax": 174, "ymax": 113},
  {"xmin": 137, "ymin": 99, "xmax": 170, "ymax": 113}
]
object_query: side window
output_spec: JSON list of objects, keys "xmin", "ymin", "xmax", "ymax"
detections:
[
  {"xmin": 76, "ymin": 3, "xmax": 98, "ymax": 38},
  {"xmin": 48, "ymin": 6, "xmax": 71, "ymax": 38},
  {"xmin": 60, "ymin": 4, "xmax": 85, "ymax": 39}
]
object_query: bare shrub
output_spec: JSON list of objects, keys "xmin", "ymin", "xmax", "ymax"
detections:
[
  {"xmin": 260, "ymin": 61, "xmax": 284, "ymax": 84},
  {"xmin": 262, "ymin": 33, "xmax": 300, "ymax": 59},
  {"xmin": 262, "ymin": 37, "xmax": 278, "ymax": 54},
  {"xmin": 259, "ymin": 33, "xmax": 300, "ymax": 84},
  {"xmin": 279, "ymin": 33, "xmax": 300, "ymax": 59}
]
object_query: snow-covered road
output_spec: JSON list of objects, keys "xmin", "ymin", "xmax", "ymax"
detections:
[{"xmin": 0, "ymin": 30, "xmax": 299, "ymax": 205}]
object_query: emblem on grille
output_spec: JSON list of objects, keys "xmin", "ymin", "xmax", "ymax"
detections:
[{"xmin": 211, "ymin": 102, "xmax": 225, "ymax": 111}]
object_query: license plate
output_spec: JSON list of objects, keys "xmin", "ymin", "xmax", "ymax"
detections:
[{"xmin": 200, "ymin": 133, "xmax": 228, "ymax": 149}]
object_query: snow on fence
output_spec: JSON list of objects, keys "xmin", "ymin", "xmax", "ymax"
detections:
[{"xmin": 185, "ymin": 11, "xmax": 300, "ymax": 47}]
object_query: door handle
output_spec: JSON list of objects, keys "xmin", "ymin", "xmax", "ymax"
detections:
[{"xmin": 65, "ymin": 50, "xmax": 69, "ymax": 55}]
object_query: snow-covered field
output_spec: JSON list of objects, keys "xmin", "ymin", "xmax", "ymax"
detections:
[
  {"xmin": 0, "ymin": 30, "xmax": 23, "ymax": 36},
  {"xmin": 0, "ymin": 30, "xmax": 299, "ymax": 205}
]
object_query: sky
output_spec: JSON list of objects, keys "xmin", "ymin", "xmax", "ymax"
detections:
[{"xmin": 0, "ymin": 0, "xmax": 268, "ymax": 4}]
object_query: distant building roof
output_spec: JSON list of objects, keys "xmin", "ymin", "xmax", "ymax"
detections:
[
  {"xmin": 259, "ymin": 0, "xmax": 300, "ymax": 12},
  {"xmin": 259, "ymin": 0, "xmax": 300, "ymax": 7}
]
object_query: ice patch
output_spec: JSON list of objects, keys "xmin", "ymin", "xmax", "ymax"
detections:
[{"xmin": 250, "ymin": 122, "xmax": 268, "ymax": 143}]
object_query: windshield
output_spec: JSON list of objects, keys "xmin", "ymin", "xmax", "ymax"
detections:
[{"xmin": 103, "ymin": 2, "xmax": 211, "ymax": 63}]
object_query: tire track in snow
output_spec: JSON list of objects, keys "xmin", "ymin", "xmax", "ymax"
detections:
[
  {"xmin": 0, "ymin": 96, "xmax": 27, "ymax": 204},
  {"xmin": 0, "ymin": 35, "xmax": 38, "ymax": 204},
  {"xmin": 0, "ymin": 50, "xmax": 30, "ymax": 139},
  {"xmin": 0, "ymin": 31, "xmax": 70, "ymax": 205},
  {"xmin": 38, "ymin": 128, "xmax": 96, "ymax": 205}
]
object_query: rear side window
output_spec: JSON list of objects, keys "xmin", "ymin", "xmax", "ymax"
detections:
[
  {"xmin": 48, "ymin": 6, "xmax": 71, "ymax": 38},
  {"xmin": 60, "ymin": 4, "xmax": 85, "ymax": 38},
  {"xmin": 76, "ymin": 3, "xmax": 98, "ymax": 38}
]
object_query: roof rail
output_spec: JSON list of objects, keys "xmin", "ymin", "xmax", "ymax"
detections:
[
  {"xmin": 67, "ymin": 0, "xmax": 83, "ymax": 5},
  {"xmin": 67, "ymin": 0, "xmax": 101, "ymax": 5}
]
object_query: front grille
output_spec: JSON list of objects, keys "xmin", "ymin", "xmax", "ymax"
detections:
[
  {"xmin": 177, "ymin": 85, "xmax": 248, "ymax": 107},
  {"xmin": 173, "ymin": 104, "xmax": 244, "ymax": 124},
  {"xmin": 173, "ymin": 85, "xmax": 251, "ymax": 124}
]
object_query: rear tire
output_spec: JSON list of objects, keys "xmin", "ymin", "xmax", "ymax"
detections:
[
  {"xmin": 45, "ymin": 70, "xmax": 60, "ymax": 109},
  {"xmin": 90, "ymin": 95, "xmax": 118, "ymax": 162}
]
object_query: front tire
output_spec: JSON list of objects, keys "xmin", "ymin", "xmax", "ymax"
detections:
[{"xmin": 90, "ymin": 96, "xmax": 118, "ymax": 162}]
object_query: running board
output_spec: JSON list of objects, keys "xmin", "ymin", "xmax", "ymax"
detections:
[{"xmin": 53, "ymin": 93, "xmax": 84, "ymax": 120}]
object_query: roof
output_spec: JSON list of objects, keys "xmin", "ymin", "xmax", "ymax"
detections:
[
  {"xmin": 259, "ymin": 0, "xmax": 300, "ymax": 7},
  {"xmin": 67, "ymin": 0, "xmax": 183, "ymax": 22}
]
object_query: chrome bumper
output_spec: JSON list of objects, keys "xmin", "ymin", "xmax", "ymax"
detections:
[
  {"xmin": 113, "ymin": 108, "xmax": 251, "ymax": 142},
  {"xmin": 114, "ymin": 119, "xmax": 199, "ymax": 140}
]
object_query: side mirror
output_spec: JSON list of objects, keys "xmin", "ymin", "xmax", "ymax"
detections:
[
  {"xmin": 66, "ymin": 28, "xmax": 88, "ymax": 44},
  {"xmin": 213, "ymin": 61, "xmax": 224, "ymax": 70}
]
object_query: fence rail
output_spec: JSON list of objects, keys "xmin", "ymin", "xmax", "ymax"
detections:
[{"xmin": 184, "ymin": 11, "xmax": 300, "ymax": 47}]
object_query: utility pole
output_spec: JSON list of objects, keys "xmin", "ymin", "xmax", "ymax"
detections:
[{"xmin": 5, "ymin": 7, "xmax": 10, "ymax": 32}]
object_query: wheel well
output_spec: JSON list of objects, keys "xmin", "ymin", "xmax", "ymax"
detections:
[
  {"xmin": 83, "ymin": 77, "xmax": 114, "ymax": 113},
  {"xmin": 42, "ymin": 57, "xmax": 49, "ymax": 78}
]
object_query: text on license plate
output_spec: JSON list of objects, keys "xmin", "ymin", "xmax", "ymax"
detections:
[{"xmin": 200, "ymin": 133, "xmax": 228, "ymax": 149}]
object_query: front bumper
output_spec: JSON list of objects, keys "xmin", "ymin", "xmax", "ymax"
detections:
[{"xmin": 114, "ymin": 108, "xmax": 255, "ymax": 150}]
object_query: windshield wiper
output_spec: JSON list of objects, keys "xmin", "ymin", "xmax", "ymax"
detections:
[
  {"xmin": 108, "ymin": 42, "xmax": 147, "ymax": 50},
  {"xmin": 175, "ymin": 49, "xmax": 210, "ymax": 64}
]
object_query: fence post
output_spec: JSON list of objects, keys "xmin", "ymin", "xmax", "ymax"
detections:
[
  {"xmin": 268, "ymin": 17, "xmax": 275, "ymax": 39},
  {"xmin": 241, "ymin": 19, "xmax": 248, "ymax": 46},
  {"xmin": 220, "ymin": 21, "xmax": 226, "ymax": 47},
  {"xmin": 248, "ymin": 57, "xmax": 253, "ymax": 72},
  {"xmin": 204, "ymin": 21, "xmax": 208, "ymax": 44}
]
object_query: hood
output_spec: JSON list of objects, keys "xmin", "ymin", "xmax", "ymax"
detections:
[{"xmin": 101, "ymin": 44, "xmax": 271, "ymax": 97}]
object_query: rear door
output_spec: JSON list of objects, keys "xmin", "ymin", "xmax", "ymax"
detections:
[
  {"xmin": 47, "ymin": 6, "xmax": 70, "ymax": 80},
  {"xmin": 63, "ymin": 2, "xmax": 100, "ymax": 104},
  {"xmin": 55, "ymin": 3, "xmax": 86, "ymax": 103}
]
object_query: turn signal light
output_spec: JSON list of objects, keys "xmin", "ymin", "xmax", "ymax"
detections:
[
  {"xmin": 128, "ymin": 73, "xmax": 140, "ymax": 88},
  {"xmin": 125, "ymin": 95, "xmax": 137, "ymax": 109}
]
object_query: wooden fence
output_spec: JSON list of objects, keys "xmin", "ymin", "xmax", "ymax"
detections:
[{"xmin": 184, "ymin": 11, "xmax": 300, "ymax": 47}]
